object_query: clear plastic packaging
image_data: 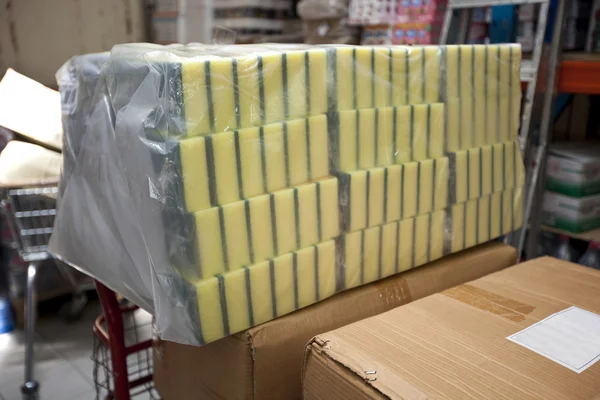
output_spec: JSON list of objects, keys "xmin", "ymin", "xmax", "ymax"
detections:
[
  {"xmin": 56, "ymin": 52, "xmax": 109, "ymax": 197},
  {"xmin": 50, "ymin": 42, "xmax": 525, "ymax": 346}
]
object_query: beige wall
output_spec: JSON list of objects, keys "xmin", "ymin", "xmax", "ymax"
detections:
[{"xmin": 0, "ymin": 0, "xmax": 146, "ymax": 87}]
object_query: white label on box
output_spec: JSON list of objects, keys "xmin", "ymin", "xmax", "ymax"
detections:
[{"xmin": 507, "ymin": 307, "xmax": 600, "ymax": 373}]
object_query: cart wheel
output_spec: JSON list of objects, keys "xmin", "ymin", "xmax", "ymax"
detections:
[
  {"xmin": 21, "ymin": 379, "xmax": 39, "ymax": 400},
  {"xmin": 59, "ymin": 292, "xmax": 88, "ymax": 322}
]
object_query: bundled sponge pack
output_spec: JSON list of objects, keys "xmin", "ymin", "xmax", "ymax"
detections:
[{"xmin": 51, "ymin": 43, "xmax": 525, "ymax": 346}]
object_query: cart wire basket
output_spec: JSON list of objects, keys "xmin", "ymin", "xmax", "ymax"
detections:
[{"xmin": 93, "ymin": 282, "xmax": 160, "ymax": 400}]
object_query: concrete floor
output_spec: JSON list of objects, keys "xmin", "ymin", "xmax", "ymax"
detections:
[{"xmin": 0, "ymin": 298, "xmax": 157, "ymax": 399}]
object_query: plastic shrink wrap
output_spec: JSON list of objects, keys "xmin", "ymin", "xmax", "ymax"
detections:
[{"xmin": 50, "ymin": 42, "xmax": 525, "ymax": 346}]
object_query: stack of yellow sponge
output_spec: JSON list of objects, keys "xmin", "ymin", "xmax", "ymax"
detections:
[
  {"xmin": 333, "ymin": 44, "xmax": 523, "ymax": 297},
  {"xmin": 120, "ymin": 43, "xmax": 524, "ymax": 344}
]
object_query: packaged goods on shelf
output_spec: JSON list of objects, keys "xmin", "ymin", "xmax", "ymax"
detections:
[
  {"xmin": 304, "ymin": 19, "xmax": 359, "ymax": 45},
  {"xmin": 349, "ymin": 0, "xmax": 446, "ymax": 25},
  {"xmin": 50, "ymin": 43, "xmax": 524, "ymax": 345},
  {"xmin": 546, "ymin": 141, "xmax": 600, "ymax": 197},
  {"xmin": 298, "ymin": 0, "xmax": 349, "ymax": 20},
  {"xmin": 390, "ymin": 22, "xmax": 443, "ymax": 45},
  {"xmin": 542, "ymin": 191, "xmax": 600, "ymax": 233}
]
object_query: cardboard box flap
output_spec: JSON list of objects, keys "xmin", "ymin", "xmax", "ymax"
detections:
[
  {"xmin": 0, "ymin": 141, "xmax": 61, "ymax": 188},
  {"xmin": 154, "ymin": 332, "xmax": 255, "ymax": 400},
  {"xmin": 304, "ymin": 257, "xmax": 600, "ymax": 400},
  {"xmin": 0, "ymin": 69, "xmax": 63, "ymax": 151}
]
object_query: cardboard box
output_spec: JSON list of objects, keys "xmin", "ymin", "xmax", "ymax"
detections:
[
  {"xmin": 303, "ymin": 257, "xmax": 600, "ymax": 400},
  {"xmin": 154, "ymin": 242, "xmax": 517, "ymax": 400},
  {"xmin": 553, "ymin": 95, "xmax": 590, "ymax": 142},
  {"xmin": 542, "ymin": 191, "xmax": 600, "ymax": 233},
  {"xmin": 0, "ymin": 0, "xmax": 144, "ymax": 87},
  {"xmin": 546, "ymin": 141, "xmax": 600, "ymax": 197},
  {"xmin": 0, "ymin": 141, "xmax": 61, "ymax": 188},
  {"xmin": 0, "ymin": 69, "xmax": 63, "ymax": 150}
]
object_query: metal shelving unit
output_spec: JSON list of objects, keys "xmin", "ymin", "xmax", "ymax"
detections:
[{"xmin": 542, "ymin": 225, "xmax": 600, "ymax": 243}]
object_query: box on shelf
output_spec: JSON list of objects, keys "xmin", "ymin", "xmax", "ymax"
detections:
[
  {"xmin": 553, "ymin": 95, "xmax": 590, "ymax": 142},
  {"xmin": 361, "ymin": 25, "xmax": 393, "ymax": 45},
  {"xmin": 152, "ymin": 17, "xmax": 179, "ymax": 44},
  {"xmin": 517, "ymin": 21, "xmax": 535, "ymax": 52},
  {"xmin": 542, "ymin": 191, "xmax": 600, "ymax": 233},
  {"xmin": 396, "ymin": 0, "xmax": 446, "ymax": 23},
  {"xmin": 586, "ymin": 0, "xmax": 600, "ymax": 51},
  {"xmin": 154, "ymin": 242, "xmax": 517, "ymax": 400},
  {"xmin": 305, "ymin": 18, "xmax": 359, "ymax": 44},
  {"xmin": 391, "ymin": 22, "xmax": 443, "ymax": 45},
  {"xmin": 518, "ymin": 4, "xmax": 538, "ymax": 21},
  {"xmin": 153, "ymin": 0, "xmax": 178, "ymax": 16},
  {"xmin": 303, "ymin": 257, "xmax": 600, "ymax": 400},
  {"xmin": 546, "ymin": 141, "xmax": 600, "ymax": 197},
  {"xmin": 151, "ymin": 0, "xmax": 212, "ymax": 44}
]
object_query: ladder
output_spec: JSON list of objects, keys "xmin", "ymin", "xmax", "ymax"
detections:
[{"xmin": 440, "ymin": 0, "xmax": 567, "ymax": 261}]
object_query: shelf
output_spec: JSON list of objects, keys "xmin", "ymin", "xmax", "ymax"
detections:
[
  {"xmin": 448, "ymin": 0, "xmax": 548, "ymax": 8},
  {"xmin": 542, "ymin": 225, "xmax": 600, "ymax": 243},
  {"xmin": 558, "ymin": 53, "xmax": 600, "ymax": 94}
]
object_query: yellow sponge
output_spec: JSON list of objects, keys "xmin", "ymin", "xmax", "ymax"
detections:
[
  {"xmin": 340, "ymin": 209, "xmax": 447, "ymax": 290},
  {"xmin": 191, "ymin": 187, "xmax": 522, "ymax": 344},
  {"xmin": 180, "ymin": 49, "xmax": 328, "ymax": 137},
  {"xmin": 340, "ymin": 157, "xmax": 449, "ymax": 232},
  {"xmin": 178, "ymin": 114, "xmax": 329, "ymax": 212},
  {"xmin": 334, "ymin": 103, "xmax": 445, "ymax": 173},
  {"xmin": 449, "ymin": 139, "xmax": 524, "ymax": 205},
  {"xmin": 195, "ymin": 240, "xmax": 336, "ymax": 344},
  {"xmin": 328, "ymin": 46, "xmax": 443, "ymax": 111},
  {"xmin": 449, "ymin": 187, "xmax": 523, "ymax": 254},
  {"xmin": 443, "ymin": 44, "xmax": 521, "ymax": 152},
  {"xmin": 339, "ymin": 139, "xmax": 524, "ymax": 233},
  {"xmin": 194, "ymin": 178, "xmax": 339, "ymax": 278},
  {"xmin": 155, "ymin": 44, "xmax": 520, "ymax": 140},
  {"xmin": 390, "ymin": 47, "xmax": 409, "ymax": 106},
  {"xmin": 341, "ymin": 187, "xmax": 523, "ymax": 292}
]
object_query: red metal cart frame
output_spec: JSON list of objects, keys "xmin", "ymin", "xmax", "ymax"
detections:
[{"xmin": 93, "ymin": 281, "xmax": 158, "ymax": 400}]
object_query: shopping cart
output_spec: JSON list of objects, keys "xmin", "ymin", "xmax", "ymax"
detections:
[{"xmin": 0, "ymin": 184, "xmax": 87, "ymax": 400}]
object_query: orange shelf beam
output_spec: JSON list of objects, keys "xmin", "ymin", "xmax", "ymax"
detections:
[{"xmin": 558, "ymin": 54, "xmax": 600, "ymax": 94}]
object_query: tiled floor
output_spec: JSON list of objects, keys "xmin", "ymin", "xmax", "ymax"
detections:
[{"xmin": 0, "ymin": 299, "xmax": 157, "ymax": 399}]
